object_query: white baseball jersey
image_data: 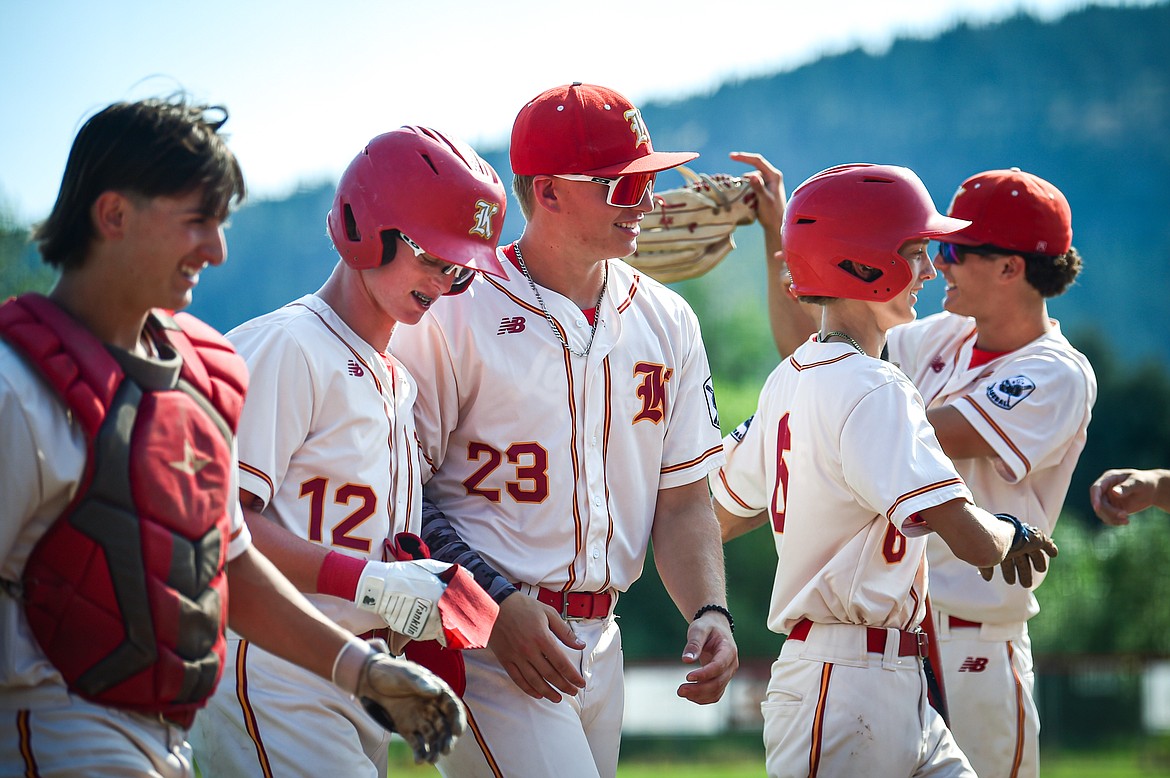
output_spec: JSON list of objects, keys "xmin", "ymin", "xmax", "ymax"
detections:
[
  {"xmin": 227, "ymin": 293, "xmax": 422, "ymax": 634},
  {"xmin": 711, "ymin": 336, "xmax": 972, "ymax": 635},
  {"xmin": 887, "ymin": 311, "xmax": 1095, "ymax": 778},
  {"xmin": 1, "ymin": 334, "xmax": 250, "ymax": 776},
  {"xmin": 391, "ymin": 251, "xmax": 724, "ymax": 594},
  {"xmin": 191, "ymin": 293, "xmax": 420, "ymax": 777},
  {"xmin": 711, "ymin": 336, "xmax": 976, "ymax": 778},
  {"xmin": 390, "ymin": 247, "xmax": 724, "ymax": 778},
  {"xmin": 887, "ymin": 312, "xmax": 1096, "ymax": 624}
]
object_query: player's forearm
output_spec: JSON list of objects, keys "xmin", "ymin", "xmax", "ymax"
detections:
[
  {"xmin": 653, "ymin": 481, "xmax": 729, "ymax": 617},
  {"xmin": 238, "ymin": 490, "xmax": 331, "ymax": 593},
  {"xmin": 765, "ymin": 248, "xmax": 817, "ymax": 359},
  {"xmin": 421, "ymin": 495, "xmax": 517, "ymax": 603},
  {"xmin": 1149, "ymin": 469, "xmax": 1170, "ymax": 511},
  {"xmin": 713, "ymin": 498, "xmax": 767, "ymax": 542},
  {"xmin": 921, "ymin": 499, "xmax": 1014, "ymax": 568},
  {"xmin": 227, "ymin": 545, "xmax": 354, "ymax": 682}
]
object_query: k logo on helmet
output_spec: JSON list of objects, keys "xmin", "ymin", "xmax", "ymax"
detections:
[{"xmin": 470, "ymin": 199, "xmax": 500, "ymax": 240}]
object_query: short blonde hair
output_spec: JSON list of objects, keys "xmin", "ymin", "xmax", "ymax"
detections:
[{"xmin": 512, "ymin": 174, "xmax": 536, "ymax": 220}]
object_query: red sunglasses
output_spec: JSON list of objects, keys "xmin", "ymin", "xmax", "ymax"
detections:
[{"xmin": 555, "ymin": 172, "xmax": 656, "ymax": 207}]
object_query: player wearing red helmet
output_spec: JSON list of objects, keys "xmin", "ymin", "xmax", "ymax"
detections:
[
  {"xmin": 756, "ymin": 160, "xmax": 1095, "ymax": 778},
  {"xmin": 189, "ymin": 126, "xmax": 504, "ymax": 777},
  {"xmin": 710, "ymin": 163, "xmax": 1057, "ymax": 777}
]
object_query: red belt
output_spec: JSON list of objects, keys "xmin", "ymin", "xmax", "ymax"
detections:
[
  {"xmin": 948, "ymin": 616, "xmax": 982, "ymax": 629},
  {"xmin": 533, "ymin": 587, "xmax": 613, "ymax": 620},
  {"xmin": 788, "ymin": 618, "xmax": 927, "ymax": 658}
]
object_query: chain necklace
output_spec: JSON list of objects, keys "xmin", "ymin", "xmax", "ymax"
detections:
[
  {"xmin": 514, "ymin": 241, "xmax": 607, "ymax": 358},
  {"xmin": 821, "ymin": 330, "xmax": 868, "ymax": 357}
]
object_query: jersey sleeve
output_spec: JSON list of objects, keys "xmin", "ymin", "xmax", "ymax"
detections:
[
  {"xmin": 0, "ymin": 366, "xmax": 43, "ymax": 563},
  {"xmin": 841, "ymin": 375, "xmax": 971, "ymax": 526},
  {"xmin": 228, "ymin": 323, "xmax": 315, "ymax": 507},
  {"xmin": 710, "ymin": 365, "xmax": 784, "ymax": 517},
  {"xmin": 953, "ymin": 352, "xmax": 1093, "ymax": 483},
  {"xmin": 659, "ymin": 314, "xmax": 725, "ymax": 489}
]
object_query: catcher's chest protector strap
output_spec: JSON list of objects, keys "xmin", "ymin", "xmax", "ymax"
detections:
[{"xmin": 0, "ymin": 294, "xmax": 247, "ymax": 726}]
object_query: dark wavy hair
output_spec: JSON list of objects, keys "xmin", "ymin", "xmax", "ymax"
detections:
[{"xmin": 33, "ymin": 94, "xmax": 246, "ymax": 270}]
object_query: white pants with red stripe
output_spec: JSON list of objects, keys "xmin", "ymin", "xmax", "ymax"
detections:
[
  {"xmin": 1, "ymin": 696, "xmax": 193, "ymax": 778},
  {"xmin": 762, "ymin": 622, "xmax": 975, "ymax": 778},
  {"xmin": 189, "ymin": 637, "xmax": 392, "ymax": 778},
  {"xmin": 934, "ymin": 613, "xmax": 1038, "ymax": 778},
  {"xmin": 436, "ymin": 615, "xmax": 624, "ymax": 778}
]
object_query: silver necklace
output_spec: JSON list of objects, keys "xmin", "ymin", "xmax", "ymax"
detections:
[
  {"xmin": 821, "ymin": 330, "xmax": 868, "ymax": 357},
  {"xmin": 514, "ymin": 241, "xmax": 607, "ymax": 358}
]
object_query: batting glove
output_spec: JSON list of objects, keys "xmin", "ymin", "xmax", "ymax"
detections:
[{"xmin": 356, "ymin": 559, "xmax": 453, "ymax": 644}]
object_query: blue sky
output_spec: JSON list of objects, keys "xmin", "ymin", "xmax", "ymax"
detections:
[{"xmin": 1, "ymin": 0, "xmax": 1157, "ymax": 222}]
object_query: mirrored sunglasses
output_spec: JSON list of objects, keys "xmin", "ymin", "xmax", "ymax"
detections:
[
  {"xmin": 555, "ymin": 172, "xmax": 656, "ymax": 207},
  {"xmin": 938, "ymin": 241, "xmax": 965, "ymax": 265},
  {"xmin": 400, "ymin": 233, "xmax": 474, "ymax": 285}
]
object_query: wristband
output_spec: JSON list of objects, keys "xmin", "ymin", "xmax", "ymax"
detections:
[
  {"xmin": 317, "ymin": 550, "xmax": 367, "ymax": 599},
  {"xmin": 693, "ymin": 604, "xmax": 734, "ymax": 634},
  {"xmin": 994, "ymin": 513, "xmax": 1027, "ymax": 547}
]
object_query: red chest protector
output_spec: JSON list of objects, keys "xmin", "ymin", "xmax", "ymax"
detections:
[{"xmin": 0, "ymin": 293, "xmax": 247, "ymax": 727}]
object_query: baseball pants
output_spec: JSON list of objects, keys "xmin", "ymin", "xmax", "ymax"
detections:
[
  {"xmin": 934, "ymin": 612, "xmax": 1038, "ymax": 778},
  {"xmin": 762, "ymin": 622, "xmax": 976, "ymax": 778},
  {"xmin": 437, "ymin": 613, "xmax": 625, "ymax": 778}
]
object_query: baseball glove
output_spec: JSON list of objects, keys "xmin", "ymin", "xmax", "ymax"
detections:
[
  {"xmin": 357, "ymin": 639, "xmax": 466, "ymax": 764},
  {"xmin": 628, "ymin": 167, "xmax": 759, "ymax": 283},
  {"xmin": 980, "ymin": 514, "xmax": 1059, "ymax": 588}
]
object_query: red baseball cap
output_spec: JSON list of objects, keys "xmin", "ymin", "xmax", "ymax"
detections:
[
  {"xmin": 945, "ymin": 167, "xmax": 1072, "ymax": 255},
  {"xmin": 510, "ymin": 82, "xmax": 698, "ymax": 177}
]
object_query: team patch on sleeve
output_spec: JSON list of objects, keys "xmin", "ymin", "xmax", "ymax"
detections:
[
  {"xmin": 986, "ymin": 375, "xmax": 1036, "ymax": 410},
  {"xmin": 730, "ymin": 414, "xmax": 754, "ymax": 442},
  {"xmin": 704, "ymin": 377, "xmax": 720, "ymax": 430}
]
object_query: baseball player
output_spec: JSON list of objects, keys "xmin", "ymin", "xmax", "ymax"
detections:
[
  {"xmin": 189, "ymin": 127, "xmax": 505, "ymax": 777},
  {"xmin": 1091, "ymin": 468, "xmax": 1170, "ymax": 524},
  {"xmin": 758, "ymin": 163, "xmax": 1095, "ymax": 778},
  {"xmin": 0, "ymin": 97, "xmax": 464, "ymax": 777},
  {"xmin": 391, "ymin": 82, "xmax": 739, "ymax": 778},
  {"xmin": 710, "ymin": 163, "xmax": 1058, "ymax": 778}
]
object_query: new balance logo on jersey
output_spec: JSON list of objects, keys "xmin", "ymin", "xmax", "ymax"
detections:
[
  {"xmin": 930, "ymin": 356, "xmax": 945, "ymax": 373},
  {"xmin": 958, "ymin": 657, "xmax": 989, "ymax": 672},
  {"xmin": 347, "ymin": 360, "xmax": 365, "ymax": 377},
  {"xmin": 497, "ymin": 316, "xmax": 526, "ymax": 335}
]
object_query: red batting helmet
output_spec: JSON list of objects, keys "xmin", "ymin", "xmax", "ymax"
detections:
[
  {"xmin": 327, "ymin": 126, "xmax": 507, "ymax": 294},
  {"xmin": 783, "ymin": 164, "xmax": 970, "ymax": 302}
]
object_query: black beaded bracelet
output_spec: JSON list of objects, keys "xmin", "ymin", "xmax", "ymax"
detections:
[{"xmin": 693, "ymin": 604, "xmax": 734, "ymax": 633}]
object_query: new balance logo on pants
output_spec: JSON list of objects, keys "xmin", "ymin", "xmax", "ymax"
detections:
[{"xmin": 958, "ymin": 657, "xmax": 989, "ymax": 672}]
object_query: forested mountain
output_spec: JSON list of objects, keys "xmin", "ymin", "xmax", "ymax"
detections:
[{"xmin": 184, "ymin": 2, "xmax": 1170, "ymax": 370}]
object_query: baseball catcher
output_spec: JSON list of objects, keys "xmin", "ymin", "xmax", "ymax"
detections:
[{"xmin": 628, "ymin": 167, "xmax": 759, "ymax": 283}]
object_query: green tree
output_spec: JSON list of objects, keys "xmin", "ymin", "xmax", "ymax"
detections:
[{"xmin": 0, "ymin": 204, "xmax": 51, "ymax": 298}]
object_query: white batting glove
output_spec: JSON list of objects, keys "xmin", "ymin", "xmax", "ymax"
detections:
[{"xmin": 355, "ymin": 559, "xmax": 453, "ymax": 643}]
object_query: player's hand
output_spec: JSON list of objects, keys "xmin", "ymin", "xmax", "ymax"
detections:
[
  {"xmin": 486, "ymin": 593, "xmax": 586, "ymax": 703},
  {"xmin": 1090, "ymin": 468, "xmax": 1158, "ymax": 525},
  {"xmin": 677, "ymin": 611, "xmax": 739, "ymax": 705},
  {"xmin": 979, "ymin": 519, "xmax": 1058, "ymax": 588},
  {"xmin": 355, "ymin": 559, "xmax": 452, "ymax": 643},
  {"xmin": 730, "ymin": 151, "xmax": 786, "ymax": 239},
  {"xmin": 356, "ymin": 644, "xmax": 465, "ymax": 764}
]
